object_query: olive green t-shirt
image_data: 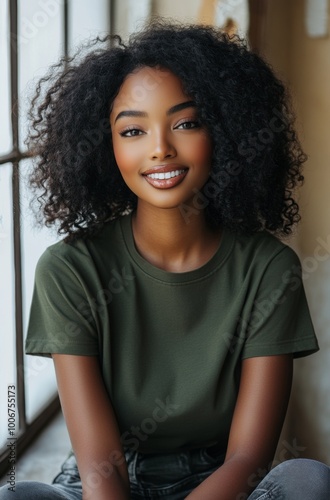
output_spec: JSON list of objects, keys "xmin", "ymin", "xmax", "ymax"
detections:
[{"xmin": 25, "ymin": 213, "xmax": 319, "ymax": 453}]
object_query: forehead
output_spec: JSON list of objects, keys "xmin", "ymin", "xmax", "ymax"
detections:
[{"xmin": 112, "ymin": 66, "xmax": 189, "ymax": 110}]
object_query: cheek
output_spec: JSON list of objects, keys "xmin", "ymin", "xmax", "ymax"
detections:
[
  {"xmin": 189, "ymin": 136, "xmax": 213, "ymax": 166},
  {"xmin": 112, "ymin": 140, "xmax": 138, "ymax": 175}
]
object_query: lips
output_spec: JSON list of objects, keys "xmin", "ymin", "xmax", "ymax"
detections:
[{"xmin": 142, "ymin": 165, "xmax": 188, "ymax": 189}]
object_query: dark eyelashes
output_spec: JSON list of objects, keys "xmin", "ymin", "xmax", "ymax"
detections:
[
  {"xmin": 119, "ymin": 127, "xmax": 143, "ymax": 137},
  {"xmin": 175, "ymin": 120, "xmax": 201, "ymax": 130},
  {"xmin": 118, "ymin": 119, "xmax": 201, "ymax": 137}
]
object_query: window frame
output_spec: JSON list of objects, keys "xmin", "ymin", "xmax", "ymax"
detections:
[{"xmin": 0, "ymin": 0, "xmax": 114, "ymax": 477}]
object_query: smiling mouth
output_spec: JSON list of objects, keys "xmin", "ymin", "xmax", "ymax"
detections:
[
  {"xmin": 143, "ymin": 168, "xmax": 188, "ymax": 189},
  {"xmin": 146, "ymin": 169, "xmax": 186, "ymax": 180}
]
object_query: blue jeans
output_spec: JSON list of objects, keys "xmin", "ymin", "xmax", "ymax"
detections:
[{"xmin": 0, "ymin": 447, "xmax": 329, "ymax": 499}]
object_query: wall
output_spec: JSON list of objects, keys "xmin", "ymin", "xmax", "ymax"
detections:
[
  {"xmin": 113, "ymin": 0, "xmax": 203, "ymax": 41},
  {"xmin": 152, "ymin": 0, "xmax": 202, "ymax": 21},
  {"xmin": 263, "ymin": 0, "xmax": 330, "ymax": 463}
]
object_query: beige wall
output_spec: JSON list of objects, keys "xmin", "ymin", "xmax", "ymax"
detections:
[
  {"xmin": 152, "ymin": 0, "xmax": 202, "ymax": 21},
  {"xmin": 264, "ymin": 0, "xmax": 330, "ymax": 463},
  {"xmin": 113, "ymin": 0, "xmax": 222, "ymax": 38},
  {"xmin": 113, "ymin": 0, "xmax": 204, "ymax": 40}
]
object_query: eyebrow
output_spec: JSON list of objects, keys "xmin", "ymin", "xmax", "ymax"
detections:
[{"xmin": 114, "ymin": 100, "xmax": 196, "ymax": 123}]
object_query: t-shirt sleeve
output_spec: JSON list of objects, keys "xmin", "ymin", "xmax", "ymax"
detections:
[
  {"xmin": 25, "ymin": 247, "xmax": 99, "ymax": 357},
  {"xmin": 241, "ymin": 246, "xmax": 319, "ymax": 359}
]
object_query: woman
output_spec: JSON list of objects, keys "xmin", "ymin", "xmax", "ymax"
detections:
[{"xmin": 1, "ymin": 20, "xmax": 328, "ymax": 499}]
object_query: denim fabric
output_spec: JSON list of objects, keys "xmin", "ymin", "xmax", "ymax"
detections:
[
  {"xmin": 0, "ymin": 450, "xmax": 329, "ymax": 499},
  {"xmin": 248, "ymin": 458, "xmax": 330, "ymax": 500},
  {"xmin": 0, "ymin": 453, "xmax": 82, "ymax": 500},
  {"xmin": 0, "ymin": 447, "xmax": 223, "ymax": 500},
  {"xmin": 126, "ymin": 446, "xmax": 225, "ymax": 499}
]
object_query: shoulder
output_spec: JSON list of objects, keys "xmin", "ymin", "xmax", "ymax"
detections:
[
  {"xmin": 223, "ymin": 230, "xmax": 302, "ymax": 294},
  {"xmin": 37, "ymin": 216, "xmax": 124, "ymax": 273},
  {"xmin": 231, "ymin": 230, "xmax": 301, "ymax": 271},
  {"xmin": 39, "ymin": 219, "xmax": 120, "ymax": 265},
  {"xmin": 36, "ymin": 238, "xmax": 90, "ymax": 281}
]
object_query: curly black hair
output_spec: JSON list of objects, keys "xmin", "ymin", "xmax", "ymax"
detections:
[{"xmin": 27, "ymin": 19, "xmax": 305, "ymax": 241}]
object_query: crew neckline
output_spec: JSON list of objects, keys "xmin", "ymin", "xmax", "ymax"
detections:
[{"xmin": 119, "ymin": 212, "xmax": 234, "ymax": 284}]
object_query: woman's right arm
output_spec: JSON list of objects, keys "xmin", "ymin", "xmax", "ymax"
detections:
[{"xmin": 52, "ymin": 354, "xmax": 130, "ymax": 500}]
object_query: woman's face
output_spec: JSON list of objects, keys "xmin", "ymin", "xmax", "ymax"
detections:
[{"xmin": 110, "ymin": 66, "xmax": 213, "ymax": 211}]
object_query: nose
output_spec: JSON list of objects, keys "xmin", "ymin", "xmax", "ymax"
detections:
[{"xmin": 149, "ymin": 130, "xmax": 177, "ymax": 161}]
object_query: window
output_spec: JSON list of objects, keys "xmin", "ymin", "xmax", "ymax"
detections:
[{"xmin": 0, "ymin": 0, "xmax": 112, "ymax": 476}]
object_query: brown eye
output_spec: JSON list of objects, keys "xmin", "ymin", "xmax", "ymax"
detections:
[
  {"xmin": 175, "ymin": 120, "xmax": 200, "ymax": 130},
  {"xmin": 120, "ymin": 128, "xmax": 144, "ymax": 137}
]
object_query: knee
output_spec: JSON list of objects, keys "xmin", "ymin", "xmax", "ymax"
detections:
[
  {"xmin": 0, "ymin": 481, "xmax": 66, "ymax": 499},
  {"xmin": 0, "ymin": 482, "xmax": 30, "ymax": 500},
  {"xmin": 273, "ymin": 457, "xmax": 329, "ymax": 480},
  {"xmin": 269, "ymin": 459, "xmax": 330, "ymax": 499}
]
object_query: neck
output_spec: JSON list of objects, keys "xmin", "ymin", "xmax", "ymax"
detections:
[{"xmin": 131, "ymin": 202, "xmax": 221, "ymax": 272}]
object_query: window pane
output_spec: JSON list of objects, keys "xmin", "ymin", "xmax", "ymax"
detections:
[
  {"xmin": 18, "ymin": 0, "xmax": 64, "ymax": 150},
  {"xmin": 20, "ymin": 159, "xmax": 59, "ymax": 423},
  {"xmin": 0, "ymin": 2, "xmax": 12, "ymax": 155},
  {"xmin": 116, "ymin": 0, "xmax": 151, "ymax": 40},
  {"xmin": 126, "ymin": 0, "xmax": 151, "ymax": 33},
  {"xmin": 0, "ymin": 164, "xmax": 16, "ymax": 448},
  {"xmin": 18, "ymin": 0, "xmax": 112, "ymax": 424},
  {"xmin": 69, "ymin": 0, "xmax": 110, "ymax": 52}
]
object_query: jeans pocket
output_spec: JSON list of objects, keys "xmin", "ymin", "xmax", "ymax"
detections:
[
  {"xmin": 200, "ymin": 447, "xmax": 225, "ymax": 466},
  {"xmin": 131, "ymin": 472, "xmax": 207, "ymax": 498},
  {"xmin": 52, "ymin": 453, "xmax": 81, "ymax": 486}
]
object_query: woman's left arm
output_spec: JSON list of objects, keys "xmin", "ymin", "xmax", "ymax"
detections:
[{"xmin": 186, "ymin": 354, "xmax": 293, "ymax": 500}]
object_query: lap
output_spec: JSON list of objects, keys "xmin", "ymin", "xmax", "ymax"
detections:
[
  {"xmin": 0, "ymin": 453, "xmax": 329, "ymax": 500},
  {"xmin": 0, "ymin": 447, "xmax": 223, "ymax": 500}
]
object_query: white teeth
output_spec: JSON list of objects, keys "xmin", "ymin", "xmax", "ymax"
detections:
[{"xmin": 146, "ymin": 169, "xmax": 185, "ymax": 180}]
